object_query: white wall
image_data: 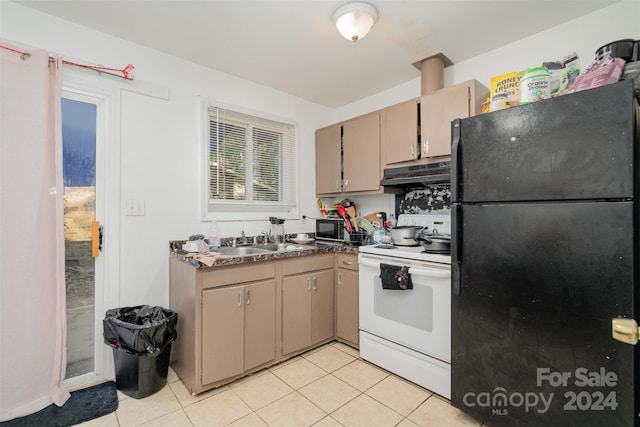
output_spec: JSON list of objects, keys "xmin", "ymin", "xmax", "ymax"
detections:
[
  {"xmin": 0, "ymin": 1, "xmax": 332, "ymax": 307},
  {"xmin": 1, "ymin": 0, "xmax": 638, "ymax": 308},
  {"xmin": 335, "ymin": 0, "xmax": 640, "ymax": 121},
  {"xmin": 331, "ymin": 0, "xmax": 640, "ymax": 223}
]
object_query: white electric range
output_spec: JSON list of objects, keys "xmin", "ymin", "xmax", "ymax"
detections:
[{"xmin": 358, "ymin": 214, "xmax": 452, "ymax": 398}]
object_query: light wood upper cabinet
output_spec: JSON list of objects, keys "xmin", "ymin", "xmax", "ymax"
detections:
[
  {"xmin": 420, "ymin": 79, "xmax": 489, "ymax": 160},
  {"xmin": 315, "ymin": 79, "xmax": 487, "ymax": 182},
  {"xmin": 315, "ymin": 124, "xmax": 342, "ymax": 195},
  {"xmin": 315, "ymin": 114, "xmax": 381, "ymax": 196},
  {"xmin": 381, "ymin": 98, "xmax": 419, "ymax": 167},
  {"xmin": 342, "ymin": 113, "xmax": 380, "ymax": 193}
]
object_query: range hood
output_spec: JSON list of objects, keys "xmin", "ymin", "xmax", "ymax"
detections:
[
  {"xmin": 380, "ymin": 161, "xmax": 451, "ymax": 187},
  {"xmin": 380, "ymin": 53, "xmax": 454, "ymax": 189}
]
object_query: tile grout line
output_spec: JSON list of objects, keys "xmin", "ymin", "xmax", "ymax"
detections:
[{"xmin": 164, "ymin": 341, "xmax": 450, "ymax": 427}]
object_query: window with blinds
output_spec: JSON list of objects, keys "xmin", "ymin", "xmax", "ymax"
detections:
[{"xmin": 208, "ymin": 106, "xmax": 297, "ymax": 213}]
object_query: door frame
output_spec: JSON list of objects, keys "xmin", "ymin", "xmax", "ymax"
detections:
[{"xmin": 61, "ymin": 73, "xmax": 122, "ymax": 388}]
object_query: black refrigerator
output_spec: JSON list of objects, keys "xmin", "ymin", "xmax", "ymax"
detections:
[{"xmin": 450, "ymin": 79, "xmax": 639, "ymax": 427}]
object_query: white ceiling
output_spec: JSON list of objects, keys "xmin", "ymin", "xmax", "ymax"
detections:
[{"xmin": 14, "ymin": 0, "xmax": 618, "ymax": 107}]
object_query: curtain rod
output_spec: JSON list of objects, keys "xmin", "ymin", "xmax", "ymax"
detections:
[{"xmin": 0, "ymin": 44, "xmax": 135, "ymax": 81}]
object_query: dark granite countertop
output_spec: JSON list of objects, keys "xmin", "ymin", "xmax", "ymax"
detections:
[{"xmin": 169, "ymin": 239, "xmax": 360, "ymax": 269}]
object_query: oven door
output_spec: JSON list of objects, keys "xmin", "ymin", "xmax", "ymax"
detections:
[{"xmin": 358, "ymin": 252, "xmax": 451, "ymax": 362}]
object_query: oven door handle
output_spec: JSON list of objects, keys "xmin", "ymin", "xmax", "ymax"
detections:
[
  {"xmin": 408, "ymin": 267, "xmax": 451, "ymax": 279},
  {"xmin": 359, "ymin": 259, "xmax": 450, "ymax": 279},
  {"xmin": 359, "ymin": 258, "xmax": 387, "ymax": 268}
]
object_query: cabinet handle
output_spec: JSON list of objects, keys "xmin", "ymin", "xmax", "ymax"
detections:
[
  {"xmin": 246, "ymin": 289, "xmax": 251, "ymax": 305},
  {"xmin": 423, "ymin": 138, "xmax": 429, "ymax": 155},
  {"xmin": 342, "ymin": 260, "xmax": 353, "ymax": 266},
  {"xmin": 410, "ymin": 144, "xmax": 415, "ymax": 158},
  {"xmin": 237, "ymin": 290, "xmax": 242, "ymax": 307},
  {"xmin": 313, "ymin": 276, "xmax": 317, "ymax": 291},
  {"xmin": 335, "ymin": 179, "xmax": 340, "ymax": 191},
  {"xmin": 307, "ymin": 277, "xmax": 311, "ymax": 291},
  {"xmin": 338, "ymin": 272, "xmax": 342, "ymax": 286}
]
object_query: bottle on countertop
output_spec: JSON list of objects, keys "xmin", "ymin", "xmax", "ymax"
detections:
[
  {"xmin": 208, "ymin": 221, "xmax": 221, "ymax": 249},
  {"xmin": 373, "ymin": 213, "xmax": 385, "ymax": 244},
  {"xmin": 386, "ymin": 213, "xmax": 396, "ymax": 229}
]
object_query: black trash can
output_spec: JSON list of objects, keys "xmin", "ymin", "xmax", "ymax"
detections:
[{"xmin": 103, "ymin": 305, "xmax": 178, "ymax": 399}]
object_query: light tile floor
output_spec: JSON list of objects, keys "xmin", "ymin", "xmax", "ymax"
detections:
[{"xmin": 78, "ymin": 342, "xmax": 487, "ymax": 427}]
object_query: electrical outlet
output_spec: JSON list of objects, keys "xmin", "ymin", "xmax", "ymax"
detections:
[{"xmin": 299, "ymin": 215, "xmax": 307, "ymax": 224}]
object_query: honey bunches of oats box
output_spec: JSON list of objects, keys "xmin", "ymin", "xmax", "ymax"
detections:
[{"xmin": 489, "ymin": 71, "xmax": 521, "ymax": 111}]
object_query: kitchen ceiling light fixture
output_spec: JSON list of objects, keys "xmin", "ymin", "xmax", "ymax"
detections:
[{"xmin": 333, "ymin": 2, "xmax": 378, "ymax": 42}]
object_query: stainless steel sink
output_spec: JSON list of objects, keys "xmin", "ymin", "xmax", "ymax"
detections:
[
  {"xmin": 215, "ymin": 246, "xmax": 274, "ymax": 256},
  {"xmin": 213, "ymin": 243, "xmax": 314, "ymax": 257}
]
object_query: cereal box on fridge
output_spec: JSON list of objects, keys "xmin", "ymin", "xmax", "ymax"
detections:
[{"xmin": 489, "ymin": 71, "xmax": 521, "ymax": 111}]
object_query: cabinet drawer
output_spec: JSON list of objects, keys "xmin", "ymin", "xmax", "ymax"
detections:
[
  {"xmin": 282, "ymin": 254, "xmax": 334, "ymax": 276},
  {"xmin": 336, "ymin": 254, "xmax": 358, "ymax": 271},
  {"xmin": 201, "ymin": 262, "xmax": 275, "ymax": 289}
]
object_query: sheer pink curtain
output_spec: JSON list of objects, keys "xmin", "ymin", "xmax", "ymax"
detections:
[{"xmin": 0, "ymin": 44, "xmax": 69, "ymax": 421}]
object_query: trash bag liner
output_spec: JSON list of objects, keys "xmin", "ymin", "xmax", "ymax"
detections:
[{"xmin": 103, "ymin": 305, "xmax": 178, "ymax": 356}]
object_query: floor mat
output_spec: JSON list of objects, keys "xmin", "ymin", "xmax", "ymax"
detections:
[{"xmin": 1, "ymin": 381, "xmax": 118, "ymax": 427}]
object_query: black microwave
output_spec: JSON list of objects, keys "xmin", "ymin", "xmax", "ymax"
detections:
[{"xmin": 315, "ymin": 218, "xmax": 346, "ymax": 242}]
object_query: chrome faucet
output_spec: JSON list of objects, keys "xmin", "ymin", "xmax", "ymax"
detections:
[{"xmin": 241, "ymin": 230, "xmax": 247, "ymax": 244}]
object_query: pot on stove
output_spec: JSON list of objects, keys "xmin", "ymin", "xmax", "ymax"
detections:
[
  {"xmin": 417, "ymin": 231, "xmax": 451, "ymax": 253},
  {"xmin": 389, "ymin": 225, "xmax": 425, "ymax": 246}
]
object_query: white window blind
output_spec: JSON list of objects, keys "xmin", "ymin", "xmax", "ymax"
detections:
[{"xmin": 208, "ymin": 106, "xmax": 296, "ymax": 214}]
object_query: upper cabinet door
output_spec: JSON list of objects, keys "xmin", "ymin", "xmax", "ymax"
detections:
[
  {"xmin": 420, "ymin": 85, "xmax": 470, "ymax": 159},
  {"xmin": 342, "ymin": 114, "xmax": 380, "ymax": 193},
  {"xmin": 420, "ymin": 80, "xmax": 489, "ymax": 161},
  {"xmin": 315, "ymin": 124, "xmax": 342, "ymax": 195},
  {"xmin": 382, "ymin": 99, "xmax": 419, "ymax": 166}
]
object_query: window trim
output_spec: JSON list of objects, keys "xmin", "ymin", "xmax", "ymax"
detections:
[{"xmin": 199, "ymin": 96, "xmax": 299, "ymax": 222}]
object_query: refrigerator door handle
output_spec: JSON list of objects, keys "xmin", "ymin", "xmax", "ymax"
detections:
[
  {"xmin": 452, "ymin": 205, "xmax": 462, "ymax": 296},
  {"xmin": 612, "ymin": 318, "xmax": 640, "ymax": 345},
  {"xmin": 451, "ymin": 119, "xmax": 461, "ymax": 203}
]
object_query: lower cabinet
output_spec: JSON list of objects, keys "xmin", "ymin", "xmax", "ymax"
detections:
[
  {"xmin": 336, "ymin": 254, "xmax": 359, "ymax": 348},
  {"xmin": 169, "ymin": 251, "xmax": 354, "ymax": 395},
  {"xmin": 282, "ymin": 254, "xmax": 335, "ymax": 355},
  {"xmin": 201, "ymin": 279, "xmax": 276, "ymax": 385},
  {"xmin": 170, "ymin": 258, "xmax": 277, "ymax": 394}
]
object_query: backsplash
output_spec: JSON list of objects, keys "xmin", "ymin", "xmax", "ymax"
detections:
[{"xmin": 396, "ymin": 185, "xmax": 451, "ymax": 215}]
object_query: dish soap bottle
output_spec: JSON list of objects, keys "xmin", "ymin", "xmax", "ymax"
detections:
[
  {"xmin": 208, "ymin": 221, "xmax": 221, "ymax": 249},
  {"xmin": 373, "ymin": 213, "xmax": 385, "ymax": 244}
]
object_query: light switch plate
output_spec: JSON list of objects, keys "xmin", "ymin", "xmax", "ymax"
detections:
[{"xmin": 126, "ymin": 199, "xmax": 145, "ymax": 216}]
